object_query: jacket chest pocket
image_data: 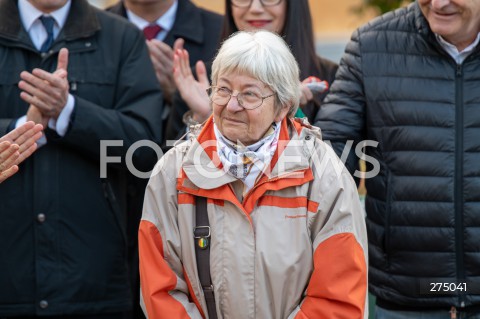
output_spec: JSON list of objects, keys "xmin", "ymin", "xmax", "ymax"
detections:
[{"xmin": 68, "ymin": 67, "xmax": 116, "ymax": 108}]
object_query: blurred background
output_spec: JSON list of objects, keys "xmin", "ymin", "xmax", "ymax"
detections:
[{"xmin": 87, "ymin": 0, "xmax": 388, "ymax": 63}]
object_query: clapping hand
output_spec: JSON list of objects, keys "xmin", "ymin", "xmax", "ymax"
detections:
[
  {"xmin": 173, "ymin": 47, "xmax": 211, "ymax": 123},
  {"xmin": 0, "ymin": 121, "xmax": 43, "ymax": 183},
  {"xmin": 19, "ymin": 48, "xmax": 69, "ymax": 122},
  {"xmin": 146, "ymin": 38, "xmax": 185, "ymax": 104}
]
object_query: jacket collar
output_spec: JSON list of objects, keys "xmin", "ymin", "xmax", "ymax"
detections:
[
  {"xmin": 107, "ymin": 1, "xmax": 128, "ymax": 18},
  {"xmin": 180, "ymin": 116, "xmax": 317, "ymax": 191},
  {"xmin": 412, "ymin": 1, "xmax": 480, "ymax": 58},
  {"xmin": 413, "ymin": 1, "xmax": 430, "ymax": 38},
  {"xmin": 181, "ymin": 115, "xmax": 235, "ymax": 191},
  {"xmin": 0, "ymin": 0, "xmax": 100, "ymax": 43},
  {"xmin": 163, "ymin": 0, "xmax": 206, "ymax": 45},
  {"xmin": 177, "ymin": 116, "xmax": 317, "ymax": 214},
  {"xmin": 108, "ymin": 0, "xmax": 205, "ymax": 45}
]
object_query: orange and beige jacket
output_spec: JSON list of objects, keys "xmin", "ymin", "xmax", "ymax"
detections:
[{"xmin": 139, "ymin": 117, "xmax": 368, "ymax": 319}]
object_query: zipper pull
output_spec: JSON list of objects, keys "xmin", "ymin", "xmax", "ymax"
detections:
[{"xmin": 450, "ymin": 306, "xmax": 457, "ymax": 319}]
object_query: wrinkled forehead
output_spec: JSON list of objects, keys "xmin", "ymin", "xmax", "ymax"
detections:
[
  {"xmin": 213, "ymin": 67, "xmax": 275, "ymax": 94},
  {"xmin": 216, "ymin": 70, "xmax": 268, "ymax": 88}
]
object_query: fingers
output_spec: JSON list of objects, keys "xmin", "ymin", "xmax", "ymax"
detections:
[
  {"xmin": 0, "ymin": 122, "xmax": 42, "ymax": 182},
  {"xmin": 173, "ymin": 53, "xmax": 181, "ymax": 76},
  {"xmin": 20, "ymin": 91, "xmax": 51, "ymax": 114},
  {"xmin": 54, "ymin": 68, "xmax": 68, "ymax": 78},
  {"xmin": 56, "ymin": 48, "xmax": 69, "ymax": 72},
  {"xmin": 0, "ymin": 124, "xmax": 42, "ymax": 167},
  {"xmin": 147, "ymin": 40, "xmax": 174, "ymax": 68},
  {"xmin": 179, "ymin": 49, "xmax": 191, "ymax": 75},
  {"xmin": 195, "ymin": 60, "xmax": 209, "ymax": 87},
  {"xmin": 31, "ymin": 68, "xmax": 66, "ymax": 87},
  {"xmin": 299, "ymin": 83, "xmax": 313, "ymax": 106},
  {"xmin": 174, "ymin": 49, "xmax": 194, "ymax": 79},
  {"xmin": 147, "ymin": 41, "xmax": 175, "ymax": 82},
  {"xmin": 146, "ymin": 41, "xmax": 177, "ymax": 97},
  {"xmin": 20, "ymin": 70, "xmax": 66, "ymax": 97},
  {"xmin": 173, "ymin": 38, "xmax": 184, "ymax": 52},
  {"xmin": 0, "ymin": 141, "xmax": 20, "ymax": 175},
  {"xmin": 173, "ymin": 50, "xmax": 195, "ymax": 90},
  {"xmin": 4, "ymin": 122, "xmax": 43, "ymax": 151},
  {"xmin": 0, "ymin": 121, "xmax": 35, "ymax": 143},
  {"xmin": 148, "ymin": 50, "xmax": 172, "ymax": 76},
  {"xmin": 19, "ymin": 79, "xmax": 52, "ymax": 108},
  {"xmin": 19, "ymin": 70, "xmax": 69, "ymax": 118},
  {"xmin": 0, "ymin": 165, "xmax": 19, "ymax": 183},
  {"xmin": 0, "ymin": 141, "xmax": 17, "ymax": 156},
  {"xmin": 16, "ymin": 141, "xmax": 39, "ymax": 165},
  {"xmin": 16, "ymin": 127, "xmax": 43, "ymax": 154},
  {"xmin": 0, "ymin": 147, "xmax": 20, "ymax": 171}
]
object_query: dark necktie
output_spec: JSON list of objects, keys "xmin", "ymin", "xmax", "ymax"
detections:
[
  {"xmin": 39, "ymin": 15, "xmax": 55, "ymax": 53},
  {"xmin": 143, "ymin": 24, "xmax": 162, "ymax": 41}
]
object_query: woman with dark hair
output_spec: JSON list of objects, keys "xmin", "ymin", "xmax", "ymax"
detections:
[
  {"xmin": 221, "ymin": 0, "xmax": 337, "ymax": 119},
  {"xmin": 167, "ymin": 0, "xmax": 337, "ymax": 142}
]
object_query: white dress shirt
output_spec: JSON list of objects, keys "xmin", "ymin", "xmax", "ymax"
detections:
[
  {"xmin": 16, "ymin": 0, "xmax": 75, "ymax": 144},
  {"xmin": 126, "ymin": 0, "xmax": 178, "ymax": 41},
  {"xmin": 436, "ymin": 32, "xmax": 480, "ymax": 65}
]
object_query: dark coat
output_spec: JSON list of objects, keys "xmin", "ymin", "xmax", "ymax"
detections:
[
  {"xmin": 314, "ymin": 2, "xmax": 480, "ymax": 310},
  {"xmin": 107, "ymin": 0, "xmax": 223, "ymax": 252},
  {"xmin": 0, "ymin": 0, "xmax": 164, "ymax": 316},
  {"xmin": 110, "ymin": 0, "xmax": 222, "ymax": 149},
  {"xmin": 108, "ymin": 0, "xmax": 223, "ymax": 147},
  {"xmin": 107, "ymin": 0, "xmax": 223, "ymax": 66}
]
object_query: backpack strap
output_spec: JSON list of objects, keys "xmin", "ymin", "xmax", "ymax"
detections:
[{"xmin": 194, "ymin": 196, "xmax": 218, "ymax": 319}]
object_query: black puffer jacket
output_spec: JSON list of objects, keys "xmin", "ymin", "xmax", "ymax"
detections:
[{"xmin": 314, "ymin": 2, "xmax": 480, "ymax": 310}]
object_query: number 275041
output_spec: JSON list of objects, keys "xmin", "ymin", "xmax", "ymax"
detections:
[{"xmin": 430, "ymin": 282, "xmax": 467, "ymax": 292}]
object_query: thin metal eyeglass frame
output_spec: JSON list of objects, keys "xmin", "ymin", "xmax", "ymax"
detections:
[
  {"xmin": 231, "ymin": 0, "xmax": 283, "ymax": 8},
  {"xmin": 206, "ymin": 86, "xmax": 276, "ymax": 110}
]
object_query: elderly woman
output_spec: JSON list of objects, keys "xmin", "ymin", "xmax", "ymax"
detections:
[{"xmin": 139, "ymin": 31, "xmax": 368, "ymax": 319}]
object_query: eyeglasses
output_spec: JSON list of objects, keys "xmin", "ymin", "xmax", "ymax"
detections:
[
  {"xmin": 231, "ymin": 0, "xmax": 283, "ymax": 8},
  {"xmin": 206, "ymin": 86, "xmax": 275, "ymax": 110}
]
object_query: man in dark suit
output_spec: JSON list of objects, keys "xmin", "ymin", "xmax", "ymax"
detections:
[
  {"xmin": 108, "ymin": 0, "xmax": 222, "ymax": 106},
  {"xmin": 0, "ymin": 0, "xmax": 163, "ymax": 317},
  {"xmin": 107, "ymin": 1, "xmax": 222, "ymax": 318}
]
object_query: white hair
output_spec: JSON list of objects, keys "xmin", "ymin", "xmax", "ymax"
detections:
[{"xmin": 211, "ymin": 30, "xmax": 301, "ymax": 117}]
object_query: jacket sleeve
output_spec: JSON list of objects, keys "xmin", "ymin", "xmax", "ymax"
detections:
[
  {"xmin": 53, "ymin": 25, "xmax": 164, "ymax": 170},
  {"xmin": 313, "ymin": 29, "xmax": 366, "ymax": 177},
  {"xmin": 139, "ymin": 152, "xmax": 203, "ymax": 319},
  {"xmin": 288, "ymin": 145, "xmax": 368, "ymax": 319}
]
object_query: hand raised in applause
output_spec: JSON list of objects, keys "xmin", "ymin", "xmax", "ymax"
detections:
[
  {"xmin": 173, "ymin": 47, "xmax": 211, "ymax": 123},
  {"xmin": 19, "ymin": 48, "xmax": 69, "ymax": 121},
  {"xmin": 0, "ymin": 121, "xmax": 43, "ymax": 183},
  {"xmin": 146, "ymin": 38, "xmax": 184, "ymax": 104}
]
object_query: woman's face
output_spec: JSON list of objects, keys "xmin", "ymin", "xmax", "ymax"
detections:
[
  {"xmin": 213, "ymin": 71, "xmax": 288, "ymax": 146},
  {"xmin": 231, "ymin": 0, "xmax": 287, "ymax": 34}
]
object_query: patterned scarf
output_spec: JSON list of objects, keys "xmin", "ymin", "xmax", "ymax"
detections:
[{"xmin": 214, "ymin": 121, "xmax": 281, "ymax": 195}]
